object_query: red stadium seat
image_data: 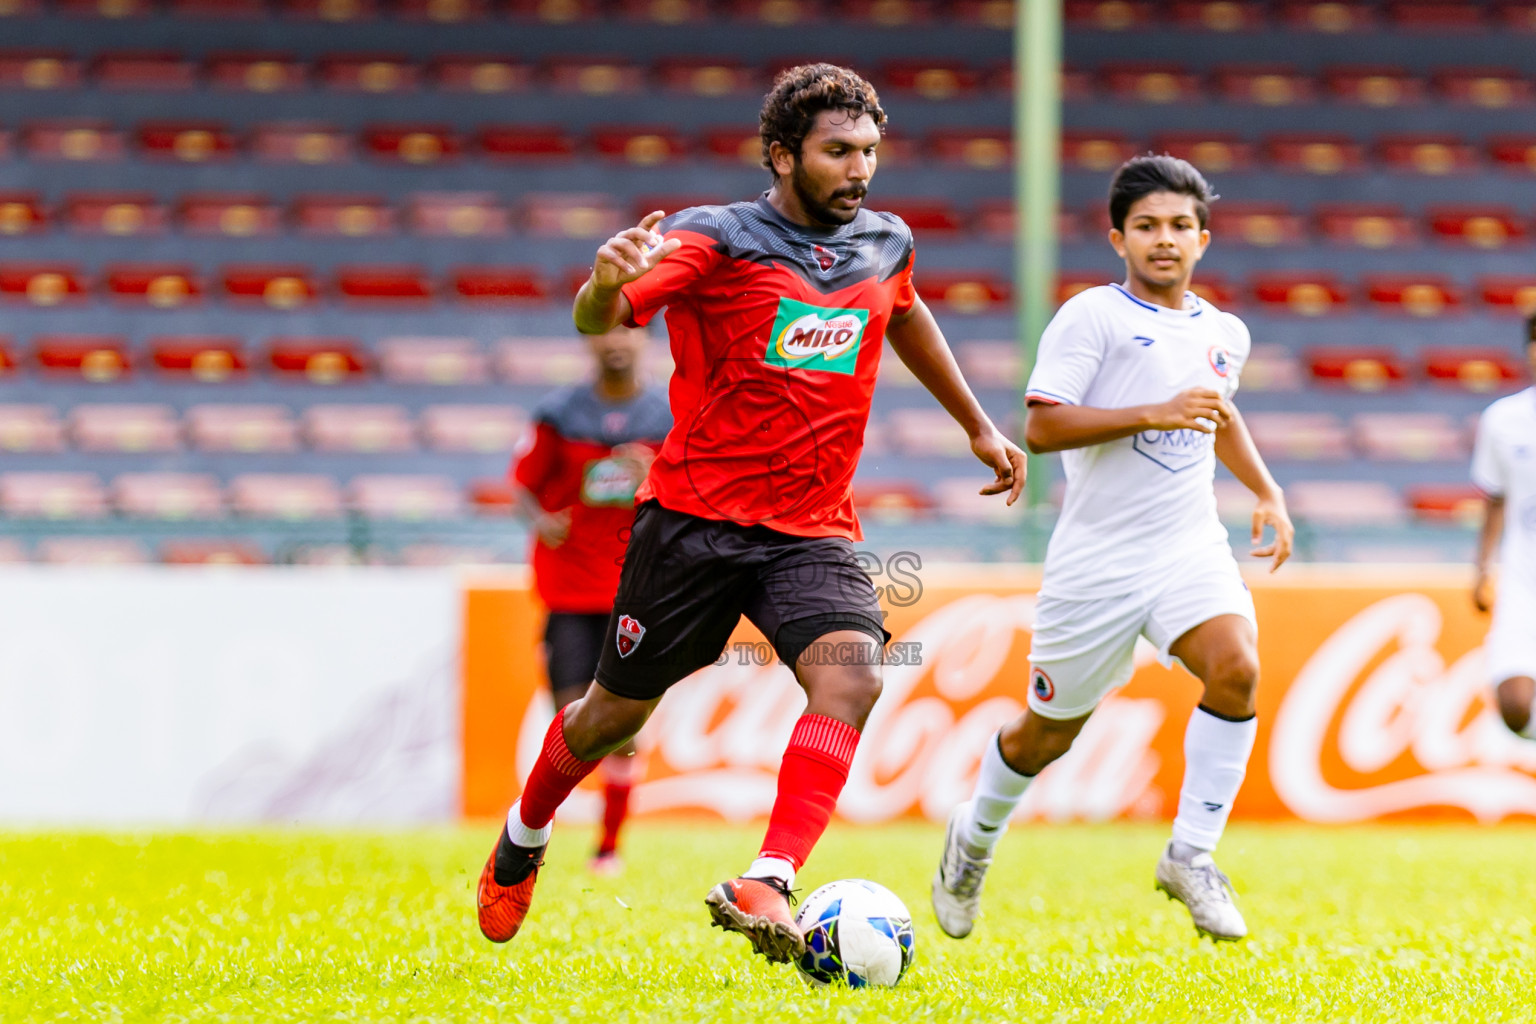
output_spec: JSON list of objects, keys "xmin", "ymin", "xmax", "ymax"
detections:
[
  {"xmin": 397, "ymin": 544, "xmax": 499, "ymax": 567},
  {"xmin": 728, "ymin": 0, "xmax": 822, "ymax": 25},
  {"xmin": 280, "ymin": 0, "xmax": 379, "ymax": 20},
  {"xmin": 335, "ymin": 265, "xmax": 432, "ymax": 303},
  {"xmin": 1209, "ymin": 202, "xmax": 1307, "ymax": 246},
  {"xmin": 186, "ymin": 405, "xmax": 299, "ymax": 452},
  {"xmin": 179, "ymin": 193, "xmax": 282, "ymax": 237},
  {"xmin": 1426, "ymin": 205, "xmax": 1527, "ymax": 248},
  {"xmin": 1422, "ymin": 347, "xmax": 1527, "ymax": 391},
  {"xmin": 1322, "ymin": 65, "xmax": 1424, "ymax": 105},
  {"xmin": 62, "ymin": 191, "xmax": 166, "ymax": 236},
  {"xmin": 34, "ymin": 335, "xmax": 129, "ymax": 381},
  {"xmin": 1353, "ymin": 412, "xmax": 1466, "ymax": 460},
  {"xmin": 1265, "ymin": 134, "xmax": 1366, "ymax": 174},
  {"xmin": 547, "ymin": 57, "xmax": 643, "ymax": 95},
  {"xmin": 363, "ymin": 124, "xmax": 461, "ymax": 165},
  {"xmin": 349, "ymin": 474, "xmax": 463, "ymax": 520},
  {"xmin": 1384, "ymin": 0, "xmax": 1485, "ymax": 30},
  {"xmin": 452, "ymin": 266, "xmax": 549, "ymax": 303},
  {"xmin": 1057, "ymin": 271, "xmax": 1110, "ymax": 304},
  {"xmin": 1480, "ymin": 275, "xmax": 1536, "ymax": 315},
  {"xmin": 1170, "ymin": 0, "xmax": 1267, "ymax": 30},
  {"xmin": 1306, "ymin": 346, "xmax": 1409, "ymax": 389},
  {"xmin": 1100, "ymin": 62, "xmax": 1202, "ymax": 104},
  {"xmin": 228, "ymin": 473, "xmax": 344, "ymax": 518},
  {"xmin": 161, "ymin": 541, "xmax": 266, "ymax": 566},
  {"xmin": 1487, "ymin": 135, "xmax": 1536, "ymax": 173},
  {"xmin": 222, "ymin": 265, "xmax": 319, "ymax": 309},
  {"xmin": 113, "ymin": 473, "xmax": 224, "ymax": 519},
  {"xmin": 0, "ymin": 338, "xmax": 16, "ymax": 376},
  {"xmin": 37, "ymin": 537, "xmax": 148, "ymax": 564},
  {"xmin": 0, "ymin": 405, "xmax": 64, "ymax": 453},
  {"xmin": 434, "ymin": 56, "xmax": 532, "ymax": 93},
  {"xmin": 1277, "ymin": 0, "xmax": 1377, "ymax": 31},
  {"xmin": 420, "ymin": 404, "xmax": 527, "ymax": 452},
  {"xmin": 973, "ymin": 201, "xmax": 1082, "ymax": 242},
  {"xmin": 954, "ymin": 341, "xmax": 1021, "ymax": 384},
  {"xmin": 304, "ymin": 404, "xmax": 415, "ymax": 453},
  {"xmin": 0, "ymin": 192, "xmax": 46, "ymax": 236},
  {"xmin": 1287, "ymin": 481, "xmax": 1404, "ymax": 526},
  {"xmin": 138, "ymin": 120, "xmax": 235, "ymax": 163},
  {"xmin": 654, "ymin": 58, "xmax": 753, "ymax": 96},
  {"xmin": 844, "ymin": 0, "xmax": 935, "ymax": 24},
  {"xmin": 1243, "ymin": 412, "xmax": 1351, "ymax": 460},
  {"xmin": 1434, "ymin": 67, "xmax": 1533, "ymax": 108},
  {"xmin": 493, "ymin": 338, "xmax": 590, "ymax": 384},
  {"xmin": 881, "ymin": 60, "xmax": 981, "ymax": 100},
  {"xmin": 1407, "ymin": 483, "xmax": 1485, "ymax": 524},
  {"xmin": 1377, "ymin": 134, "xmax": 1479, "ymax": 175},
  {"xmin": 522, "ymin": 192, "xmax": 624, "ymax": 239},
  {"xmin": 1496, "ymin": 0, "xmax": 1536, "ymax": 30},
  {"xmin": 915, "ymin": 271, "xmax": 1011, "ymax": 312},
  {"xmin": 268, "ymin": 337, "xmax": 369, "ymax": 383},
  {"xmin": 317, "ymin": 54, "xmax": 419, "ymax": 93},
  {"xmin": 173, "ymin": 0, "xmax": 270, "ymax": 18},
  {"xmin": 507, "ymin": 0, "xmax": 601, "ymax": 21},
  {"xmin": 591, "ymin": 125, "xmax": 688, "ymax": 165},
  {"xmin": 60, "ymin": 0, "xmax": 153, "ymax": 15},
  {"xmin": 629, "ymin": 194, "xmax": 727, "ymax": 223},
  {"xmin": 23, "ymin": 119, "xmax": 126, "ymax": 162},
  {"xmin": 1252, "ymin": 273, "xmax": 1350, "ymax": 315},
  {"xmin": 933, "ymin": 476, "xmax": 1024, "ymax": 524},
  {"xmin": 0, "ymin": 0, "xmax": 44, "ymax": 15},
  {"xmin": 479, "ymin": 124, "xmax": 577, "ymax": 161},
  {"xmin": 408, "ymin": 192, "xmax": 511, "ymax": 237},
  {"xmin": 701, "ymin": 126, "xmax": 762, "ymax": 166},
  {"xmin": 150, "ymin": 336, "xmax": 248, "ymax": 382},
  {"xmin": 853, "ymin": 479, "xmax": 934, "ymax": 521},
  {"xmin": 0, "ymin": 263, "xmax": 87, "ymax": 306},
  {"xmin": 931, "ymin": 129, "xmax": 1011, "ymax": 170},
  {"xmin": 106, "ymin": 264, "xmax": 201, "ymax": 308},
  {"xmin": 1362, "ymin": 275, "xmax": 1463, "ymax": 316},
  {"xmin": 1150, "ymin": 133, "xmax": 1255, "ymax": 173},
  {"xmin": 251, "ymin": 121, "xmax": 352, "ymax": 164},
  {"xmin": 1211, "ymin": 64, "xmax": 1314, "ymax": 105},
  {"xmin": 1061, "ymin": 130, "xmax": 1136, "ymax": 172},
  {"xmin": 70, "ymin": 404, "xmax": 180, "ymax": 452},
  {"xmin": 0, "ymin": 473, "xmax": 110, "ymax": 519},
  {"xmin": 1065, "ymin": 0, "xmax": 1156, "ymax": 29},
  {"xmin": 886, "ymin": 409, "xmax": 971, "ymax": 457},
  {"xmin": 616, "ymin": 0, "xmax": 712, "ymax": 21},
  {"xmin": 1189, "ymin": 273, "xmax": 1239, "ymax": 308},
  {"xmin": 1240, "ymin": 344, "xmax": 1304, "ymax": 391},
  {"xmin": 397, "ymin": 0, "xmax": 490, "ymax": 21},
  {"xmin": 0, "ymin": 51, "xmax": 82, "ymax": 89},
  {"xmin": 470, "ymin": 478, "xmax": 516, "ymax": 515},
  {"xmin": 379, "ymin": 337, "xmax": 490, "ymax": 385},
  {"xmin": 1316, "ymin": 203, "xmax": 1417, "ymax": 248},
  {"xmin": 94, "ymin": 51, "xmax": 195, "ymax": 91},
  {"xmin": 878, "ymin": 200, "xmax": 963, "ymax": 238},
  {"xmin": 294, "ymin": 193, "xmax": 396, "ymax": 236}
]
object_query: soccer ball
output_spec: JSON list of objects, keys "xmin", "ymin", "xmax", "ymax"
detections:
[{"xmin": 793, "ymin": 879, "xmax": 915, "ymax": 988}]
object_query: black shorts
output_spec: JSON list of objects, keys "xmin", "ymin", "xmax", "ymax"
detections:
[
  {"xmin": 543, "ymin": 611, "xmax": 608, "ymax": 700},
  {"xmin": 594, "ymin": 500, "xmax": 890, "ymax": 701}
]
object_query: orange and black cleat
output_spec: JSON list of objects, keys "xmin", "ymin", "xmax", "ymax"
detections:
[
  {"xmin": 476, "ymin": 826, "xmax": 545, "ymax": 943},
  {"xmin": 704, "ymin": 876, "xmax": 805, "ymax": 963}
]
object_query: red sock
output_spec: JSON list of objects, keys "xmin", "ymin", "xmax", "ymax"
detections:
[
  {"xmin": 758, "ymin": 714, "xmax": 861, "ymax": 870},
  {"xmin": 518, "ymin": 708, "xmax": 601, "ymax": 831},
  {"xmin": 597, "ymin": 781, "xmax": 631, "ymax": 856}
]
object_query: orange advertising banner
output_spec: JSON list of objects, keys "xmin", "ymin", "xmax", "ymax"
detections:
[{"xmin": 461, "ymin": 566, "xmax": 1534, "ymax": 825}]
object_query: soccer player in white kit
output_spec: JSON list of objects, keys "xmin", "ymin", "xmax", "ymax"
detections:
[
  {"xmin": 1471, "ymin": 316, "xmax": 1536, "ymax": 740},
  {"xmin": 932, "ymin": 155, "xmax": 1294, "ymax": 942}
]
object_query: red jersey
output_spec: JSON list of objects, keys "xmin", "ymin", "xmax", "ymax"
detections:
[
  {"xmin": 512, "ymin": 384, "xmax": 671, "ymax": 612},
  {"xmin": 621, "ymin": 195, "xmax": 916, "ymax": 541}
]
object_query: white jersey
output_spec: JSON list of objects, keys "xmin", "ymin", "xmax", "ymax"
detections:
[
  {"xmin": 1026, "ymin": 283, "xmax": 1251, "ymax": 600},
  {"xmin": 1472, "ymin": 388, "xmax": 1536, "ymax": 592}
]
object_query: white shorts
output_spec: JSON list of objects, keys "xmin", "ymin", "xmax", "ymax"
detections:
[
  {"xmin": 1488, "ymin": 575, "xmax": 1536, "ymax": 684},
  {"xmin": 1027, "ymin": 547, "xmax": 1257, "ymax": 720}
]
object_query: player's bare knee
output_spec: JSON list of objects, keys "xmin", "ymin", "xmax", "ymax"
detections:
[{"xmin": 1201, "ymin": 650, "xmax": 1260, "ymax": 718}]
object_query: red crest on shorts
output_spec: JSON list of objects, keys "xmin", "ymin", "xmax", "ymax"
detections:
[{"xmin": 616, "ymin": 614, "xmax": 645, "ymax": 658}]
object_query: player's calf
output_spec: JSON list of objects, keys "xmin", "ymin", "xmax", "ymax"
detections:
[{"xmin": 1495, "ymin": 676, "xmax": 1536, "ymax": 737}]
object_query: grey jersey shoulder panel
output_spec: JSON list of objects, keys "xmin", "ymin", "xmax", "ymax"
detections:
[{"xmin": 533, "ymin": 384, "xmax": 672, "ymax": 446}]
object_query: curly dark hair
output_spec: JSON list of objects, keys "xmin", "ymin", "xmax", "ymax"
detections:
[{"xmin": 758, "ymin": 64, "xmax": 887, "ymax": 177}]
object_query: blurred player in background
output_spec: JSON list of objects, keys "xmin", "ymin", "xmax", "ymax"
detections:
[
  {"xmin": 1471, "ymin": 315, "xmax": 1536, "ymax": 742},
  {"xmin": 933, "ymin": 155, "xmax": 1294, "ymax": 943},
  {"xmin": 478, "ymin": 63, "xmax": 1026, "ymax": 963},
  {"xmin": 509, "ymin": 327, "xmax": 671, "ymax": 874}
]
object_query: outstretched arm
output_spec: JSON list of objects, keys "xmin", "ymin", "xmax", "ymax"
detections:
[
  {"xmin": 1024, "ymin": 389, "xmax": 1235, "ymax": 454},
  {"xmin": 1214, "ymin": 408, "xmax": 1293, "ymax": 572},
  {"xmin": 573, "ymin": 210, "xmax": 682, "ymax": 335},
  {"xmin": 886, "ymin": 298, "xmax": 1026, "ymax": 504}
]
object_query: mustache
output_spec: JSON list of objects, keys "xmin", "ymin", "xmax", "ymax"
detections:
[{"xmin": 831, "ymin": 185, "xmax": 867, "ymax": 201}]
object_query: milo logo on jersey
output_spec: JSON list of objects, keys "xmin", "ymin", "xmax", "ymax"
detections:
[
  {"xmin": 581, "ymin": 457, "xmax": 640, "ymax": 507},
  {"xmin": 765, "ymin": 297, "xmax": 868, "ymax": 376},
  {"xmin": 1133, "ymin": 427, "xmax": 1215, "ymax": 473}
]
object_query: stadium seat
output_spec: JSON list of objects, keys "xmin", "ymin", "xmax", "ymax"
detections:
[
  {"xmin": 1498, "ymin": 1, "xmax": 1536, "ymax": 30},
  {"xmin": 1252, "ymin": 272, "xmax": 1350, "ymax": 315},
  {"xmin": 1239, "ymin": 344, "xmax": 1304, "ymax": 391},
  {"xmin": 469, "ymin": 477, "xmax": 516, "ymax": 515},
  {"xmin": 62, "ymin": 0, "xmax": 151, "ymax": 17},
  {"xmin": 149, "ymin": 336, "xmax": 248, "ymax": 381},
  {"xmin": 63, "ymin": 192, "xmax": 166, "ymax": 236},
  {"xmin": 94, "ymin": 51, "xmax": 196, "ymax": 91},
  {"xmin": 915, "ymin": 271, "xmax": 1011, "ymax": 312},
  {"xmin": 1406, "ymin": 482, "xmax": 1484, "ymax": 524},
  {"xmin": 0, "ymin": 473, "xmax": 110, "ymax": 518},
  {"xmin": 1316, "ymin": 203, "xmax": 1417, "ymax": 248},
  {"xmin": 398, "ymin": 544, "xmax": 498, "ymax": 566},
  {"xmin": 878, "ymin": 199, "xmax": 963, "ymax": 238},
  {"xmin": 35, "ymin": 335, "xmax": 131, "ymax": 381},
  {"xmin": 161, "ymin": 540, "xmax": 267, "ymax": 565},
  {"xmin": 881, "ymin": 60, "xmax": 981, "ymax": 100},
  {"xmin": 1377, "ymin": 134, "xmax": 1479, "ymax": 175},
  {"xmin": 1479, "ymin": 275, "xmax": 1536, "ymax": 315},
  {"xmin": 228, "ymin": 473, "xmax": 344, "ymax": 518},
  {"xmin": 1422, "ymin": 347, "xmax": 1527, "ymax": 391},
  {"xmin": 222, "ymin": 264, "xmax": 319, "ymax": 309},
  {"xmin": 1323, "ymin": 65, "xmax": 1424, "ymax": 105},
  {"xmin": 1362, "ymin": 275, "xmax": 1462, "ymax": 316},
  {"xmin": 1065, "ymin": 0, "xmax": 1157, "ymax": 30},
  {"xmin": 887, "ymin": 409, "xmax": 971, "ymax": 456},
  {"xmin": 1, "ymin": 263, "xmax": 87, "ymax": 306},
  {"xmin": 1426, "ymin": 205, "xmax": 1527, "ymax": 248},
  {"xmin": 176, "ymin": 0, "xmax": 270, "ymax": 20},
  {"xmin": 493, "ymin": 338, "xmax": 590, "ymax": 384},
  {"xmin": 364, "ymin": 124, "xmax": 461, "ymax": 165},
  {"xmin": 0, "ymin": 51, "xmax": 83, "ymax": 90},
  {"xmin": 36, "ymin": 537, "xmax": 150, "ymax": 564},
  {"xmin": 452, "ymin": 266, "xmax": 549, "ymax": 303},
  {"xmin": 973, "ymin": 200, "xmax": 1082, "ymax": 241},
  {"xmin": 23, "ymin": 119, "xmax": 126, "ymax": 161},
  {"xmin": 507, "ymin": 0, "xmax": 602, "ymax": 22},
  {"xmin": 479, "ymin": 125, "xmax": 577, "ymax": 161},
  {"xmin": 0, "ymin": 339, "xmax": 15, "ymax": 374},
  {"xmin": 70, "ymin": 404, "xmax": 180, "ymax": 453},
  {"xmin": 1266, "ymin": 134, "xmax": 1366, "ymax": 174},
  {"xmin": 1100, "ymin": 62, "xmax": 1203, "ymax": 104},
  {"xmin": 1353, "ymin": 412, "xmax": 1466, "ymax": 460},
  {"xmin": 1057, "ymin": 271, "xmax": 1110, "ymax": 304},
  {"xmin": 1277, "ymin": 0, "xmax": 1377, "ymax": 31},
  {"xmin": 349, "ymin": 474, "xmax": 463, "ymax": 519},
  {"xmin": 206, "ymin": 53, "xmax": 306, "ymax": 93},
  {"xmin": 1189, "ymin": 273, "xmax": 1239, "ymax": 308},
  {"xmin": 0, "ymin": 405, "xmax": 65, "ymax": 452},
  {"xmin": 408, "ymin": 192, "xmax": 511, "ymax": 237},
  {"xmin": 522, "ymin": 193, "xmax": 624, "ymax": 239},
  {"xmin": 1060, "ymin": 130, "xmax": 1137, "ymax": 172},
  {"xmin": 179, "ymin": 193, "xmax": 282, "ymax": 236},
  {"xmin": 185, "ymin": 404, "xmax": 299, "ymax": 452},
  {"xmin": 629, "ymin": 195, "xmax": 729, "ymax": 224},
  {"xmin": 1150, "ymin": 133, "xmax": 1255, "ymax": 174},
  {"xmin": 591, "ymin": 126, "xmax": 688, "ymax": 165},
  {"xmin": 731, "ymin": 0, "xmax": 823, "ymax": 25},
  {"xmin": 138, "ymin": 121, "xmax": 236, "ymax": 163},
  {"xmin": 701, "ymin": 126, "xmax": 762, "ymax": 166},
  {"xmin": 303, "ymin": 404, "xmax": 415, "ymax": 453},
  {"xmin": 654, "ymin": 58, "xmax": 754, "ymax": 96},
  {"xmin": 1243, "ymin": 412, "xmax": 1351, "ymax": 460},
  {"xmin": 267, "ymin": 338, "xmax": 369, "ymax": 383},
  {"xmin": 955, "ymin": 341, "xmax": 1021, "ymax": 384},
  {"xmin": 251, "ymin": 122, "xmax": 352, "ymax": 164},
  {"xmin": 931, "ymin": 129, "xmax": 1011, "ymax": 169},
  {"xmin": 0, "ymin": 192, "xmax": 46, "ymax": 235},
  {"xmin": 434, "ymin": 56, "xmax": 533, "ymax": 93},
  {"xmin": 1170, "ymin": 0, "xmax": 1268, "ymax": 31},
  {"xmin": 294, "ymin": 194, "xmax": 396, "ymax": 236},
  {"xmin": 853, "ymin": 479, "xmax": 934, "ymax": 521},
  {"xmin": 281, "ymin": 0, "xmax": 380, "ymax": 21},
  {"xmin": 1286, "ymin": 480, "xmax": 1405, "ymax": 526},
  {"xmin": 334, "ymin": 265, "xmax": 432, "ymax": 303},
  {"xmin": 1209, "ymin": 202, "xmax": 1307, "ymax": 246},
  {"xmin": 287, "ymin": 543, "xmax": 379, "ymax": 566},
  {"xmin": 1306, "ymin": 346, "xmax": 1409, "ymax": 389},
  {"xmin": 1487, "ymin": 135, "xmax": 1536, "ymax": 173},
  {"xmin": 1384, "ymin": 0, "xmax": 1485, "ymax": 30},
  {"xmin": 420, "ymin": 405, "xmax": 528, "ymax": 452},
  {"xmin": 379, "ymin": 337, "xmax": 490, "ymax": 385},
  {"xmin": 316, "ymin": 54, "xmax": 418, "ymax": 92},
  {"xmin": 932, "ymin": 476, "xmax": 1024, "ymax": 523},
  {"xmin": 105, "ymin": 264, "xmax": 202, "ymax": 308},
  {"xmin": 1211, "ymin": 64, "xmax": 1314, "ymax": 105},
  {"xmin": 546, "ymin": 57, "xmax": 643, "ymax": 95},
  {"xmin": 1435, "ymin": 67, "xmax": 1533, "ymax": 107},
  {"xmin": 113, "ymin": 472, "xmax": 225, "ymax": 518}
]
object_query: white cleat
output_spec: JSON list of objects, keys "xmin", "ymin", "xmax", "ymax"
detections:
[
  {"xmin": 931, "ymin": 801, "xmax": 993, "ymax": 939},
  {"xmin": 1154, "ymin": 842, "xmax": 1248, "ymax": 941}
]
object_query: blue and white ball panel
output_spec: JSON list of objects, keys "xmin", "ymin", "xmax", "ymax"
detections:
[{"xmin": 793, "ymin": 879, "xmax": 914, "ymax": 988}]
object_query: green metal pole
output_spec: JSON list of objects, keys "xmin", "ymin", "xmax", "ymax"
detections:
[{"xmin": 1016, "ymin": 0, "xmax": 1061, "ymax": 556}]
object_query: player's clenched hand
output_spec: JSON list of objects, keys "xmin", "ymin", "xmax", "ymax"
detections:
[
  {"xmin": 1145, "ymin": 387, "xmax": 1235, "ymax": 434},
  {"xmin": 534, "ymin": 507, "xmax": 572, "ymax": 548},
  {"xmin": 972, "ymin": 430, "xmax": 1028, "ymax": 506},
  {"xmin": 1473, "ymin": 568, "xmax": 1494, "ymax": 613},
  {"xmin": 1250, "ymin": 492, "xmax": 1294, "ymax": 572},
  {"xmin": 590, "ymin": 211, "xmax": 682, "ymax": 292},
  {"xmin": 611, "ymin": 442, "xmax": 656, "ymax": 480}
]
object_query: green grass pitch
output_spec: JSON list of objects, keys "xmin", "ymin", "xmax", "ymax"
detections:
[{"xmin": 4, "ymin": 821, "xmax": 1535, "ymax": 1022}]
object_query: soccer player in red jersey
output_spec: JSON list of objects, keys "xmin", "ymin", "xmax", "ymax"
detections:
[
  {"xmin": 509, "ymin": 327, "xmax": 671, "ymax": 874},
  {"xmin": 477, "ymin": 64, "xmax": 1027, "ymax": 963}
]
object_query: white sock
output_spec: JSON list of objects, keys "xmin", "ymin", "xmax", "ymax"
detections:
[
  {"xmin": 506, "ymin": 800, "xmax": 553, "ymax": 849},
  {"xmin": 746, "ymin": 856, "xmax": 795, "ymax": 887},
  {"xmin": 961, "ymin": 732, "xmax": 1034, "ymax": 855},
  {"xmin": 1170, "ymin": 707, "xmax": 1258, "ymax": 853}
]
